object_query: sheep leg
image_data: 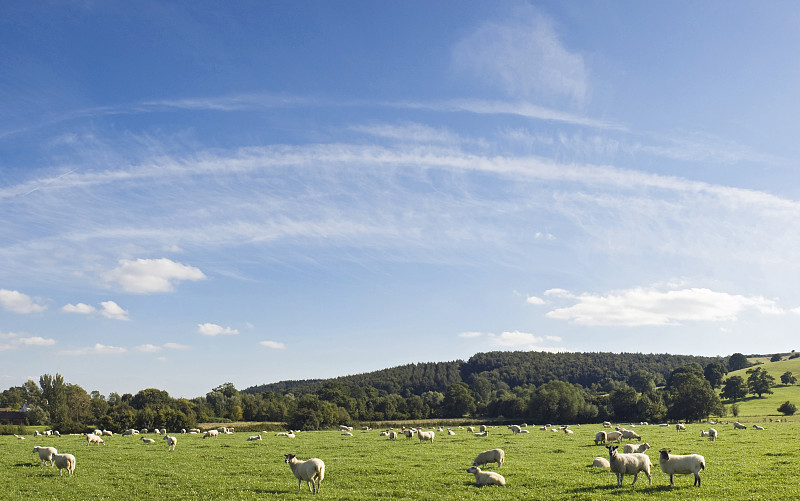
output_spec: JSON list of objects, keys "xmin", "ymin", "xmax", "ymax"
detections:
[
  {"xmin": 632, "ymin": 472, "xmax": 639, "ymax": 485},
  {"xmin": 694, "ymin": 473, "xmax": 700, "ymax": 487},
  {"xmin": 669, "ymin": 474, "xmax": 674, "ymax": 486}
]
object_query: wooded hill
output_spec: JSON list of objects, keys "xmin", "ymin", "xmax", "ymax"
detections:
[{"xmin": 243, "ymin": 351, "xmax": 723, "ymax": 397}]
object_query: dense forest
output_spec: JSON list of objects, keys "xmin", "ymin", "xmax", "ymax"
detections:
[{"xmin": 1, "ymin": 350, "xmax": 794, "ymax": 433}]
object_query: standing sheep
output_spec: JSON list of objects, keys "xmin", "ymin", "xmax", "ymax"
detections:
[
  {"xmin": 605, "ymin": 431, "xmax": 623, "ymax": 444},
  {"xmin": 472, "ymin": 448, "xmax": 504, "ymax": 469},
  {"xmin": 658, "ymin": 449, "xmax": 705, "ymax": 486},
  {"xmin": 52, "ymin": 453, "xmax": 76, "ymax": 477},
  {"xmin": 676, "ymin": 423, "xmax": 686, "ymax": 431},
  {"xmin": 708, "ymin": 428, "xmax": 717, "ymax": 441},
  {"xmin": 32, "ymin": 446, "xmax": 57, "ymax": 466},
  {"xmin": 86, "ymin": 433, "xmax": 105, "ymax": 446},
  {"xmin": 417, "ymin": 430, "xmax": 435, "ymax": 443},
  {"xmin": 203, "ymin": 430, "xmax": 219, "ymax": 439},
  {"xmin": 607, "ymin": 445, "xmax": 652, "ymax": 487},
  {"xmin": 466, "ymin": 466, "xmax": 505, "ymax": 486},
  {"xmin": 594, "ymin": 431, "xmax": 607, "ymax": 445},
  {"xmin": 164, "ymin": 434, "xmax": 177, "ymax": 451},
  {"xmin": 284, "ymin": 454, "xmax": 325, "ymax": 494}
]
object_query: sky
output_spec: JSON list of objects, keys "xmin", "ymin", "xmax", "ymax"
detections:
[{"xmin": 3, "ymin": 1, "xmax": 800, "ymax": 399}]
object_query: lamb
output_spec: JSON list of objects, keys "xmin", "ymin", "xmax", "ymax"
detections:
[
  {"xmin": 417, "ymin": 430, "xmax": 435, "ymax": 443},
  {"xmin": 248, "ymin": 435, "xmax": 262, "ymax": 441},
  {"xmin": 753, "ymin": 425, "xmax": 766, "ymax": 431},
  {"xmin": 284, "ymin": 454, "xmax": 325, "ymax": 494},
  {"xmin": 33, "ymin": 446, "xmax": 57, "ymax": 466},
  {"xmin": 708, "ymin": 428, "xmax": 717, "ymax": 441},
  {"xmin": 676, "ymin": 423, "xmax": 686, "ymax": 431},
  {"xmin": 658, "ymin": 449, "xmax": 705, "ymax": 486},
  {"xmin": 86, "ymin": 433, "xmax": 105, "ymax": 446},
  {"xmin": 607, "ymin": 445, "xmax": 652, "ymax": 487},
  {"xmin": 102, "ymin": 430, "xmax": 113, "ymax": 436},
  {"xmin": 563, "ymin": 428, "xmax": 574, "ymax": 435},
  {"xmin": 472, "ymin": 448, "xmax": 504, "ymax": 469},
  {"xmin": 605, "ymin": 431, "xmax": 623, "ymax": 443},
  {"xmin": 203, "ymin": 430, "xmax": 219, "ymax": 439},
  {"xmin": 52, "ymin": 453, "xmax": 76, "ymax": 477},
  {"xmin": 140, "ymin": 437, "xmax": 156, "ymax": 444},
  {"xmin": 699, "ymin": 430, "xmax": 710, "ymax": 438},
  {"xmin": 734, "ymin": 421, "xmax": 747, "ymax": 430},
  {"xmin": 164, "ymin": 434, "xmax": 177, "ymax": 451},
  {"xmin": 623, "ymin": 442, "xmax": 651, "ymax": 454},
  {"xmin": 592, "ymin": 457, "xmax": 610, "ymax": 468},
  {"xmin": 603, "ymin": 421, "xmax": 612, "ymax": 428},
  {"xmin": 447, "ymin": 429, "xmax": 455, "ymax": 436},
  {"xmin": 594, "ymin": 431, "xmax": 607, "ymax": 445},
  {"xmin": 466, "ymin": 466, "xmax": 505, "ymax": 486}
]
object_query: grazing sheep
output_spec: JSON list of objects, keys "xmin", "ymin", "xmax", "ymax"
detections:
[
  {"xmin": 52, "ymin": 453, "xmax": 76, "ymax": 477},
  {"xmin": 474, "ymin": 431, "xmax": 488, "ymax": 437},
  {"xmin": 564, "ymin": 428, "xmax": 574, "ymax": 435},
  {"xmin": 623, "ymin": 442, "xmax": 651, "ymax": 454},
  {"xmin": 708, "ymin": 428, "xmax": 717, "ymax": 441},
  {"xmin": 164, "ymin": 434, "xmax": 177, "ymax": 451},
  {"xmin": 592, "ymin": 457, "xmax": 610, "ymax": 468},
  {"xmin": 699, "ymin": 430, "xmax": 710, "ymax": 438},
  {"xmin": 607, "ymin": 445, "xmax": 652, "ymax": 487},
  {"xmin": 203, "ymin": 430, "xmax": 219, "ymax": 439},
  {"xmin": 102, "ymin": 430, "xmax": 113, "ymax": 436},
  {"xmin": 676, "ymin": 423, "xmax": 686, "ymax": 431},
  {"xmin": 284, "ymin": 454, "xmax": 325, "ymax": 494},
  {"xmin": 248, "ymin": 435, "xmax": 262, "ymax": 441},
  {"xmin": 86, "ymin": 433, "xmax": 105, "ymax": 446},
  {"xmin": 140, "ymin": 437, "xmax": 156, "ymax": 444},
  {"xmin": 447, "ymin": 429, "xmax": 455, "ymax": 436},
  {"xmin": 620, "ymin": 429, "xmax": 641, "ymax": 441},
  {"xmin": 472, "ymin": 448, "xmax": 504, "ymax": 469},
  {"xmin": 479, "ymin": 424, "xmax": 487, "ymax": 432},
  {"xmin": 605, "ymin": 431, "xmax": 623, "ymax": 443},
  {"xmin": 658, "ymin": 449, "xmax": 705, "ymax": 486},
  {"xmin": 753, "ymin": 425, "xmax": 765, "ymax": 430},
  {"xmin": 466, "ymin": 466, "xmax": 505, "ymax": 486},
  {"xmin": 508, "ymin": 425, "xmax": 522, "ymax": 434},
  {"xmin": 417, "ymin": 430, "xmax": 435, "ymax": 443},
  {"xmin": 33, "ymin": 446, "xmax": 57, "ymax": 466},
  {"xmin": 389, "ymin": 431, "xmax": 398, "ymax": 440},
  {"xmin": 603, "ymin": 421, "xmax": 612, "ymax": 428},
  {"xmin": 466, "ymin": 426, "xmax": 475, "ymax": 433},
  {"xmin": 734, "ymin": 421, "xmax": 747, "ymax": 430},
  {"xmin": 403, "ymin": 429, "xmax": 415, "ymax": 440},
  {"xmin": 122, "ymin": 429, "xmax": 138, "ymax": 436},
  {"xmin": 594, "ymin": 431, "xmax": 607, "ymax": 445}
]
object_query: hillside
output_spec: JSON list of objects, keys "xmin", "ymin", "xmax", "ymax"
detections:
[
  {"xmin": 243, "ymin": 350, "xmax": 723, "ymax": 396},
  {"xmin": 723, "ymin": 355, "xmax": 800, "ymax": 418}
]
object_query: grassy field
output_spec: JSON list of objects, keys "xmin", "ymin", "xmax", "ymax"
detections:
[
  {"xmin": 724, "ymin": 357, "xmax": 800, "ymax": 417},
  {"xmin": 2, "ymin": 419, "xmax": 799, "ymax": 500}
]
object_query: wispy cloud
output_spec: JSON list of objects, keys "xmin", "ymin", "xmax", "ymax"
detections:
[
  {"xmin": 198, "ymin": 323, "xmax": 239, "ymax": 336},
  {"xmin": 0, "ymin": 289, "xmax": 47, "ymax": 314},
  {"xmin": 0, "ymin": 331, "xmax": 56, "ymax": 351},
  {"xmin": 259, "ymin": 340, "xmax": 285, "ymax": 349},
  {"xmin": 104, "ymin": 258, "xmax": 206, "ymax": 294},
  {"xmin": 546, "ymin": 287, "xmax": 783, "ymax": 326},
  {"xmin": 63, "ymin": 343, "xmax": 126, "ymax": 355},
  {"xmin": 62, "ymin": 300, "xmax": 129, "ymax": 320}
]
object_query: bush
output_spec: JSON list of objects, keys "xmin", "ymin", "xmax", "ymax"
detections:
[{"xmin": 777, "ymin": 401, "xmax": 797, "ymax": 416}]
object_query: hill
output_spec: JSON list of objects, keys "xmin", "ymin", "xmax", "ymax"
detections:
[
  {"xmin": 723, "ymin": 355, "xmax": 800, "ymax": 418},
  {"xmin": 243, "ymin": 350, "xmax": 723, "ymax": 396}
]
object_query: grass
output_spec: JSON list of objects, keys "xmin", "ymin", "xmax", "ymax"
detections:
[
  {"xmin": 3, "ymin": 420, "xmax": 800, "ymax": 500},
  {"xmin": 722, "ymin": 357, "xmax": 800, "ymax": 418}
]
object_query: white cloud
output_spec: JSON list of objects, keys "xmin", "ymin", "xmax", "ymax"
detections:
[
  {"xmin": 0, "ymin": 289, "xmax": 47, "ymax": 314},
  {"xmin": 62, "ymin": 302, "xmax": 96, "ymax": 314},
  {"xmin": 259, "ymin": 340, "xmax": 285, "ymax": 349},
  {"xmin": 452, "ymin": 7, "xmax": 588, "ymax": 102},
  {"xmin": 99, "ymin": 300, "xmax": 130, "ymax": 321},
  {"xmin": 163, "ymin": 342, "xmax": 191, "ymax": 350},
  {"xmin": 546, "ymin": 287, "xmax": 782, "ymax": 326},
  {"xmin": 63, "ymin": 343, "xmax": 126, "ymax": 355},
  {"xmin": 458, "ymin": 331, "xmax": 483, "ymax": 339},
  {"xmin": 104, "ymin": 258, "xmax": 206, "ymax": 294},
  {"xmin": 197, "ymin": 323, "xmax": 239, "ymax": 336},
  {"xmin": 480, "ymin": 330, "xmax": 566, "ymax": 352},
  {"xmin": 135, "ymin": 343, "xmax": 162, "ymax": 353},
  {"xmin": 526, "ymin": 296, "xmax": 545, "ymax": 305},
  {"xmin": 0, "ymin": 331, "xmax": 56, "ymax": 351}
]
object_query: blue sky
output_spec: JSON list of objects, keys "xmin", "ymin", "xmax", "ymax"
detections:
[{"xmin": 3, "ymin": 1, "xmax": 800, "ymax": 398}]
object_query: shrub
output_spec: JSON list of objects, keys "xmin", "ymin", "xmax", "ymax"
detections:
[{"xmin": 777, "ymin": 401, "xmax": 797, "ymax": 416}]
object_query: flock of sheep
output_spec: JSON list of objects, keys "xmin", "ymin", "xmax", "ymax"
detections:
[{"xmin": 23, "ymin": 417, "xmax": 769, "ymax": 492}]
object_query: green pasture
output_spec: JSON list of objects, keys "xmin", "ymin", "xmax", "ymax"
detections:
[
  {"xmin": 725, "ymin": 357, "xmax": 800, "ymax": 417},
  {"xmin": 2, "ymin": 421, "xmax": 799, "ymax": 500}
]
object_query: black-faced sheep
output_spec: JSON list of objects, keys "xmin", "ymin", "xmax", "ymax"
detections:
[{"xmin": 658, "ymin": 449, "xmax": 705, "ymax": 486}]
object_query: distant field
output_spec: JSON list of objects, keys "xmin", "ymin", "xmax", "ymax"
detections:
[
  {"xmin": 724, "ymin": 357, "xmax": 800, "ymax": 417},
  {"xmin": 3, "ymin": 421, "xmax": 800, "ymax": 500}
]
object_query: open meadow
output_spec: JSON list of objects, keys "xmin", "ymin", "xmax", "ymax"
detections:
[{"xmin": 2, "ymin": 419, "xmax": 799, "ymax": 500}]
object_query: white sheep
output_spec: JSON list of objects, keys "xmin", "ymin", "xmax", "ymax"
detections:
[
  {"xmin": 203, "ymin": 430, "xmax": 219, "ymax": 439},
  {"xmin": 86, "ymin": 433, "xmax": 105, "ymax": 446},
  {"xmin": 479, "ymin": 424, "xmax": 487, "ymax": 432},
  {"xmin": 607, "ymin": 445, "xmax": 652, "ymax": 487},
  {"xmin": 33, "ymin": 446, "xmax": 57, "ymax": 466},
  {"xmin": 734, "ymin": 421, "xmax": 747, "ymax": 430},
  {"xmin": 620, "ymin": 429, "xmax": 641, "ymax": 441},
  {"xmin": 605, "ymin": 431, "xmax": 623, "ymax": 443},
  {"xmin": 623, "ymin": 442, "xmax": 651, "ymax": 454},
  {"xmin": 474, "ymin": 431, "xmax": 488, "ymax": 437},
  {"xmin": 417, "ymin": 430, "xmax": 435, "ymax": 443},
  {"xmin": 102, "ymin": 430, "xmax": 113, "ymax": 436},
  {"xmin": 507, "ymin": 425, "xmax": 522, "ymax": 434},
  {"xmin": 658, "ymin": 449, "xmax": 705, "ymax": 486},
  {"xmin": 466, "ymin": 466, "xmax": 505, "ymax": 486},
  {"xmin": 592, "ymin": 457, "xmax": 610, "ymax": 468},
  {"xmin": 140, "ymin": 437, "xmax": 155, "ymax": 444},
  {"xmin": 447, "ymin": 429, "xmax": 455, "ymax": 436},
  {"xmin": 564, "ymin": 428, "xmax": 574, "ymax": 435},
  {"xmin": 52, "ymin": 452, "xmax": 76, "ymax": 477},
  {"xmin": 247, "ymin": 435, "xmax": 262, "ymax": 441},
  {"xmin": 14, "ymin": 434, "xmax": 25, "ymax": 440},
  {"xmin": 164, "ymin": 434, "xmax": 177, "ymax": 451},
  {"xmin": 594, "ymin": 431, "xmax": 607, "ymax": 445},
  {"xmin": 284, "ymin": 454, "xmax": 325, "ymax": 494},
  {"xmin": 472, "ymin": 448, "xmax": 504, "ymax": 469},
  {"xmin": 519, "ymin": 429, "xmax": 530, "ymax": 434},
  {"xmin": 753, "ymin": 425, "xmax": 765, "ymax": 431},
  {"xmin": 676, "ymin": 423, "xmax": 686, "ymax": 431},
  {"xmin": 403, "ymin": 429, "xmax": 415, "ymax": 439},
  {"xmin": 389, "ymin": 431, "xmax": 398, "ymax": 440},
  {"xmin": 708, "ymin": 428, "xmax": 717, "ymax": 441},
  {"xmin": 603, "ymin": 421, "xmax": 612, "ymax": 428},
  {"xmin": 466, "ymin": 426, "xmax": 475, "ymax": 433}
]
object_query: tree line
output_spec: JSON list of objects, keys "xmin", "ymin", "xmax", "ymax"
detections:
[{"xmin": 1, "ymin": 351, "xmax": 796, "ymax": 432}]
